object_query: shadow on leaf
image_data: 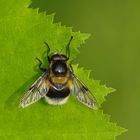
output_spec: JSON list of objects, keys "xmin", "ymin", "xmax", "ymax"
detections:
[{"xmin": 4, "ymin": 73, "xmax": 40, "ymax": 110}]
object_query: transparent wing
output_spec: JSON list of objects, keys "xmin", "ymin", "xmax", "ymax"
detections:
[
  {"xmin": 19, "ymin": 72, "xmax": 49, "ymax": 108},
  {"xmin": 71, "ymin": 74, "xmax": 98, "ymax": 109}
]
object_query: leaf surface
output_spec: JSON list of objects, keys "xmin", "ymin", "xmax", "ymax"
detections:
[{"xmin": 0, "ymin": 0, "xmax": 126, "ymax": 139}]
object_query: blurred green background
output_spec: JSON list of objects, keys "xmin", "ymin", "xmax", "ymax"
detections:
[{"xmin": 30, "ymin": 0, "xmax": 140, "ymax": 140}]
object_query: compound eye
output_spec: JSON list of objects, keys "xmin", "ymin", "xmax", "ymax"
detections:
[{"xmin": 52, "ymin": 61, "xmax": 67, "ymax": 76}]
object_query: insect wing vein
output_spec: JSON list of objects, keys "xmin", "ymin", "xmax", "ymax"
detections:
[
  {"xmin": 71, "ymin": 73, "xmax": 97, "ymax": 109},
  {"xmin": 20, "ymin": 72, "xmax": 49, "ymax": 108}
]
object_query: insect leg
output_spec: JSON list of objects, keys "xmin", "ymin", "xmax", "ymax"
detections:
[
  {"xmin": 66, "ymin": 36, "xmax": 73, "ymax": 60},
  {"xmin": 69, "ymin": 63, "xmax": 74, "ymax": 73},
  {"xmin": 36, "ymin": 57, "xmax": 47, "ymax": 72},
  {"xmin": 44, "ymin": 41, "xmax": 51, "ymax": 62}
]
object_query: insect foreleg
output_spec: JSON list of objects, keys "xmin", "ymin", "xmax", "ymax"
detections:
[
  {"xmin": 36, "ymin": 57, "xmax": 47, "ymax": 72},
  {"xmin": 69, "ymin": 63, "xmax": 74, "ymax": 73},
  {"xmin": 44, "ymin": 41, "xmax": 51, "ymax": 62},
  {"xmin": 66, "ymin": 36, "xmax": 73, "ymax": 60}
]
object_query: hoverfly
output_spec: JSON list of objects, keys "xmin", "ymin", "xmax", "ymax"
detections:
[{"xmin": 20, "ymin": 36, "xmax": 98, "ymax": 109}]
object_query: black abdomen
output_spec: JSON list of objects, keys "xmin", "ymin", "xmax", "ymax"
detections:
[{"xmin": 46, "ymin": 87, "xmax": 70, "ymax": 98}]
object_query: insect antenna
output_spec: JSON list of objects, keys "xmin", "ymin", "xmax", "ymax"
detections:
[
  {"xmin": 44, "ymin": 41, "xmax": 51, "ymax": 62},
  {"xmin": 66, "ymin": 36, "xmax": 73, "ymax": 60}
]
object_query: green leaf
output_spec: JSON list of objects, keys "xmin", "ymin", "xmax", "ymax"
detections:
[{"xmin": 0, "ymin": 0, "xmax": 126, "ymax": 140}]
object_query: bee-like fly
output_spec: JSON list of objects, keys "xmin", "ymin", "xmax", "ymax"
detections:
[{"xmin": 20, "ymin": 36, "xmax": 98, "ymax": 109}]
